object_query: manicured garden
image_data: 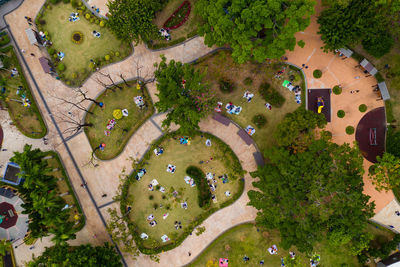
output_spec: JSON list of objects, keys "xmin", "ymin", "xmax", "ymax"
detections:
[
  {"xmin": 194, "ymin": 50, "xmax": 303, "ymax": 151},
  {"xmin": 84, "ymin": 81, "xmax": 154, "ymax": 160},
  {"xmin": 189, "ymin": 223, "xmax": 396, "ymax": 267},
  {"xmin": 36, "ymin": 1, "xmax": 132, "ymax": 86},
  {"xmin": 124, "ymin": 132, "xmax": 244, "ymax": 252},
  {"xmin": 0, "ymin": 45, "xmax": 47, "ymax": 138},
  {"xmin": 150, "ymin": 0, "xmax": 201, "ymax": 49}
]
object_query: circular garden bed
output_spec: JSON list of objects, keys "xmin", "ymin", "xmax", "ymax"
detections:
[
  {"xmin": 71, "ymin": 31, "xmax": 83, "ymax": 44},
  {"xmin": 121, "ymin": 132, "xmax": 244, "ymax": 253}
]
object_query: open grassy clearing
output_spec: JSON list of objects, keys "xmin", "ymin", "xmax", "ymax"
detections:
[
  {"xmin": 150, "ymin": 0, "xmax": 201, "ymax": 49},
  {"xmin": 189, "ymin": 223, "xmax": 394, "ymax": 267},
  {"xmin": 84, "ymin": 81, "xmax": 154, "ymax": 160},
  {"xmin": 127, "ymin": 134, "xmax": 243, "ymax": 249},
  {"xmin": 0, "ymin": 45, "xmax": 46, "ymax": 138},
  {"xmin": 194, "ymin": 50, "xmax": 302, "ymax": 152},
  {"xmin": 39, "ymin": 1, "xmax": 131, "ymax": 86}
]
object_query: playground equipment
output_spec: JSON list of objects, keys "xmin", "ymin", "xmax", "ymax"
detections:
[{"xmin": 317, "ymin": 97, "xmax": 324, "ymax": 113}]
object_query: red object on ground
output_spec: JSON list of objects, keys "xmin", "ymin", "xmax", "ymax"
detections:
[
  {"xmin": 163, "ymin": 1, "xmax": 191, "ymax": 30},
  {"xmin": 0, "ymin": 202, "xmax": 18, "ymax": 229}
]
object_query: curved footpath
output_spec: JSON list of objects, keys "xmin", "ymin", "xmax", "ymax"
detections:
[{"xmin": 4, "ymin": 0, "xmax": 400, "ymax": 266}]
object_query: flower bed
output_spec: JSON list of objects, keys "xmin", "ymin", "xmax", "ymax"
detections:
[{"xmin": 163, "ymin": 0, "xmax": 191, "ymax": 30}]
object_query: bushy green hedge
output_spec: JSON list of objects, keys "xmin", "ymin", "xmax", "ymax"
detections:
[
  {"xmin": 333, "ymin": 85, "xmax": 342, "ymax": 95},
  {"xmin": 337, "ymin": 110, "xmax": 345, "ymax": 118},
  {"xmin": 359, "ymin": 104, "xmax": 367, "ymax": 112},
  {"xmin": 186, "ymin": 166, "xmax": 211, "ymax": 208},
  {"xmin": 119, "ymin": 131, "xmax": 245, "ymax": 254},
  {"xmin": 0, "ymin": 32, "xmax": 10, "ymax": 46},
  {"xmin": 346, "ymin": 126, "xmax": 355, "ymax": 135},
  {"xmin": 259, "ymin": 83, "xmax": 285, "ymax": 107},
  {"xmin": 252, "ymin": 114, "xmax": 267, "ymax": 128}
]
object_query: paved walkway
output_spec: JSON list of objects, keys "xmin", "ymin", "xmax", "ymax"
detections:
[{"xmin": 4, "ymin": 0, "xmax": 400, "ymax": 266}]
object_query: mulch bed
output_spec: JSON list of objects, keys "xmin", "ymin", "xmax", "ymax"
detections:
[
  {"xmin": 355, "ymin": 107, "xmax": 386, "ymax": 163},
  {"xmin": 307, "ymin": 88, "xmax": 331, "ymax": 122}
]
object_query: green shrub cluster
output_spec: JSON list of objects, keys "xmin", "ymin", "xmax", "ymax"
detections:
[
  {"xmin": 313, "ymin": 69, "xmax": 322, "ymax": 78},
  {"xmin": 359, "ymin": 104, "xmax": 367, "ymax": 112},
  {"xmin": 358, "ymin": 234, "xmax": 400, "ymax": 264},
  {"xmin": 186, "ymin": 166, "xmax": 211, "ymax": 209},
  {"xmin": 219, "ymin": 78, "xmax": 235, "ymax": 93},
  {"xmin": 259, "ymin": 83, "xmax": 285, "ymax": 107},
  {"xmin": 332, "ymin": 85, "xmax": 342, "ymax": 95},
  {"xmin": 0, "ymin": 32, "xmax": 10, "ymax": 46},
  {"xmin": 337, "ymin": 110, "xmax": 345, "ymax": 118},
  {"xmin": 346, "ymin": 126, "xmax": 354, "ymax": 135},
  {"xmin": 252, "ymin": 114, "xmax": 267, "ymax": 128}
]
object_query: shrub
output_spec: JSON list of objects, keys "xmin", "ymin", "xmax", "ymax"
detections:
[
  {"xmin": 359, "ymin": 104, "xmax": 367, "ymax": 112},
  {"xmin": 149, "ymin": 195, "xmax": 154, "ymax": 200},
  {"xmin": 297, "ymin": 40, "xmax": 305, "ymax": 48},
  {"xmin": 313, "ymin": 69, "xmax": 322, "ymax": 78},
  {"xmin": 48, "ymin": 48, "xmax": 56, "ymax": 55},
  {"xmin": 252, "ymin": 114, "xmax": 267, "ymax": 128},
  {"xmin": 85, "ymin": 13, "xmax": 90, "ymax": 20},
  {"xmin": 90, "ymin": 18, "xmax": 95, "ymax": 23},
  {"xmin": 50, "ymin": 0, "xmax": 60, "ymax": 4},
  {"xmin": 57, "ymin": 63, "xmax": 65, "ymax": 72},
  {"xmin": 95, "ymin": 19, "xmax": 100, "ymax": 24},
  {"xmin": 337, "ymin": 110, "xmax": 345, "ymax": 118},
  {"xmin": 243, "ymin": 77, "xmax": 253, "ymax": 86},
  {"xmin": 115, "ymin": 51, "xmax": 120, "ymax": 57},
  {"xmin": 153, "ymin": 203, "xmax": 158, "ymax": 209},
  {"xmin": 333, "ymin": 85, "xmax": 342, "ymax": 95},
  {"xmin": 38, "ymin": 19, "xmax": 46, "ymax": 25},
  {"xmin": 219, "ymin": 78, "xmax": 235, "ymax": 93},
  {"xmin": 63, "ymin": 0, "xmax": 70, "ymax": 3},
  {"xmin": 100, "ymin": 20, "xmax": 105, "ymax": 27},
  {"xmin": 0, "ymin": 34, "xmax": 10, "ymax": 46},
  {"xmin": 105, "ymin": 55, "xmax": 110, "ymax": 61},
  {"xmin": 186, "ymin": 166, "xmax": 211, "ymax": 208},
  {"xmin": 71, "ymin": 72, "xmax": 77, "ymax": 79},
  {"xmin": 259, "ymin": 83, "xmax": 285, "ymax": 107},
  {"xmin": 346, "ymin": 126, "xmax": 354, "ymax": 135}
]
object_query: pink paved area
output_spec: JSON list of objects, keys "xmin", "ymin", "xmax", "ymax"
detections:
[{"xmin": 4, "ymin": 0, "xmax": 400, "ymax": 265}]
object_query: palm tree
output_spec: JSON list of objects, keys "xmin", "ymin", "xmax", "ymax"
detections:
[{"xmin": 49, "ymin": 222, "xmax": 77, "ymax": 246}]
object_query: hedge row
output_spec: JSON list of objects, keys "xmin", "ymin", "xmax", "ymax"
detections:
[{"xmin": 186, "ymin": 166, "xmax": 211, "ymax": 208}]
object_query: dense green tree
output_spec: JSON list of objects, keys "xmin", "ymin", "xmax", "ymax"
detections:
[
  {"xmin": 28, "ymin": 243, "xmax": 122, "ymax": 267},
  {"xmin": 248, "ymin": 139, "xmax": 375, "ymax": 254},
  {"xmin": 195, "ymin": 0, "xmax": 315, "ymax": 63},
  {"xmin": 154, "ymin": 56, "xmax": 215, "ymax": 134},
  {"xmin": 11, "ymin": 145, "xmax": 76, "ymax": 241},
  {"xmin": 273, "ymin": 107, "xmax": 326, "ymax": 150},
  {"xmin": 107, "ymin": 0, "xmax": 164, "ymax": 43},
  {"xmin": 387, "ymin": 129, "xmax": 400, "ymax": 158},
  {"xmin": 318, "ymin": 0, "xmax": 396, "ymax": 56},
  {"xmin": 369, "ymin": 152, "xmax": 400, "ymax": 191}
]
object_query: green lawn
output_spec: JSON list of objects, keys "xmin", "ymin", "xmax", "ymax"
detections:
[
  {"xmin": 127, "ymin": 134, "xmax": 243, "ymax": 250},
  {"xmin": 38, "ymin": 1, "xmax": 131, "ymax": 86},
  {"xmin": 84, "ymin": 81, "xmax": 154, "ymax": 160},
  {"xmin": 194, "ymin": 51, "xmax": 302, "ymax": 152},
  {"xmin": 44, "ymin": 151, "xmax": 85, "ymax": 230},
  {"xmin": 189, "ymin": 223, "xmax": 394, "ymax": 267},
  {"xmin": 150, "ymin": 0, "xmax": 201, "ymax": 49},
  {"xmin": 0, "ymin": 45, "xmax": 47, "ymax": 138}
]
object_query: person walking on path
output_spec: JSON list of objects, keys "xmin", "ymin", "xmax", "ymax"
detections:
[{"xmin": 30, "ymin": 53, "xmax": 35, "ymax": 57}]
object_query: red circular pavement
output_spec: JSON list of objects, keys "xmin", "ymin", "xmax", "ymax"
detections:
[
  {"xmin": 0, "ymin": 202, "xmax": 18, "ymax": 229},
  {"xmin": 355, "ymin": 107, "xmax": 386, "ymax": 163}
]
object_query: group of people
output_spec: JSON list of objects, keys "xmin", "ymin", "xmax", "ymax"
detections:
[
  {"xmin": 68, "ymin": 12, "xmax": 79, "ymax": 22},
  {"xmin": 159, "ymin": 28, "xmax": 171, "ymax": 41},
  {"xmin": 92, "ymin": 30, "xmax": 101, "ymax": 38}
]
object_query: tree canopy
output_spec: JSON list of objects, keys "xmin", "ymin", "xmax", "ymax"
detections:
[
  {"xmin": 273, "ymin": 107, "xmax": 326, "ymax": 150},
  {"xmin": 318, "ymin": 0, "xmax": 396, "ymax": 57},
  {"xmin": 107, "ymin": 0, "xmax": 164, "ymax": 43},
  {"xmin": 154, "ymin": 56, "xmax": 215, "ymax": 134},
  {"xmin": 195, "ymin": 0, "xmax": 315, "ymax": 63},
  {"xmin": 27, "ymin": 243, "xmax": 122, "ymax": 267},
  {"xmin": 11, "ymin": 145, "xmax": 76, "ymax": 243},
  {"xmin": 369, "ymin": 152, "xmax": 400, "ymax": 192},
  {"xmin": 248, "ymin": 139, "xmax": 375, "ymax": 254}
]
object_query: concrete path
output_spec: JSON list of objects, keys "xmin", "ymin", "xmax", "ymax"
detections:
[{"xmin": 4, "ymin": 0, "xmax": 400, "ymax": 266}]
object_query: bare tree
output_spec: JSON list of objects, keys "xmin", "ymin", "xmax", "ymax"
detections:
[
  {"xmin": 95, "ymin": 71, "xmax": 121, "ymax": 91},
  {"xmin": 74, "ymin": 87, "xmax": 103, "ymax": 107},
  {"xmin": 56, "ymin": 114, "xmax": 93, "ymax": 137}
]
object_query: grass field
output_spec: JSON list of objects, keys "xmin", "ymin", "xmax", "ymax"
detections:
[
  {"xmin": 84, "ymin": 81, "xmax": 154, "ymax": 160},
  {"xmin": 44, "ymin": 151, "xmax": 85, "ymax": 230},
  {"xmin": 127, "ymin": 134, "xmax": 243, "ymax": 249},
  {"xmin": 0, "ymin": 45, "xmax": 46, "ymax": 138},
  {"xmin": 189, "ymin": 223, "xmax": 394, "ymax": 267},
  {"xmin": 150, "ymin": 0, "xmax": 201, "ymax": 48},
  {"xmin": 39, "ymin": 2, "xmax": 131, "ymax": 85},
  {"xmin": 194, "ymin": 51, "xmax": 302, "ymax": 152}
]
